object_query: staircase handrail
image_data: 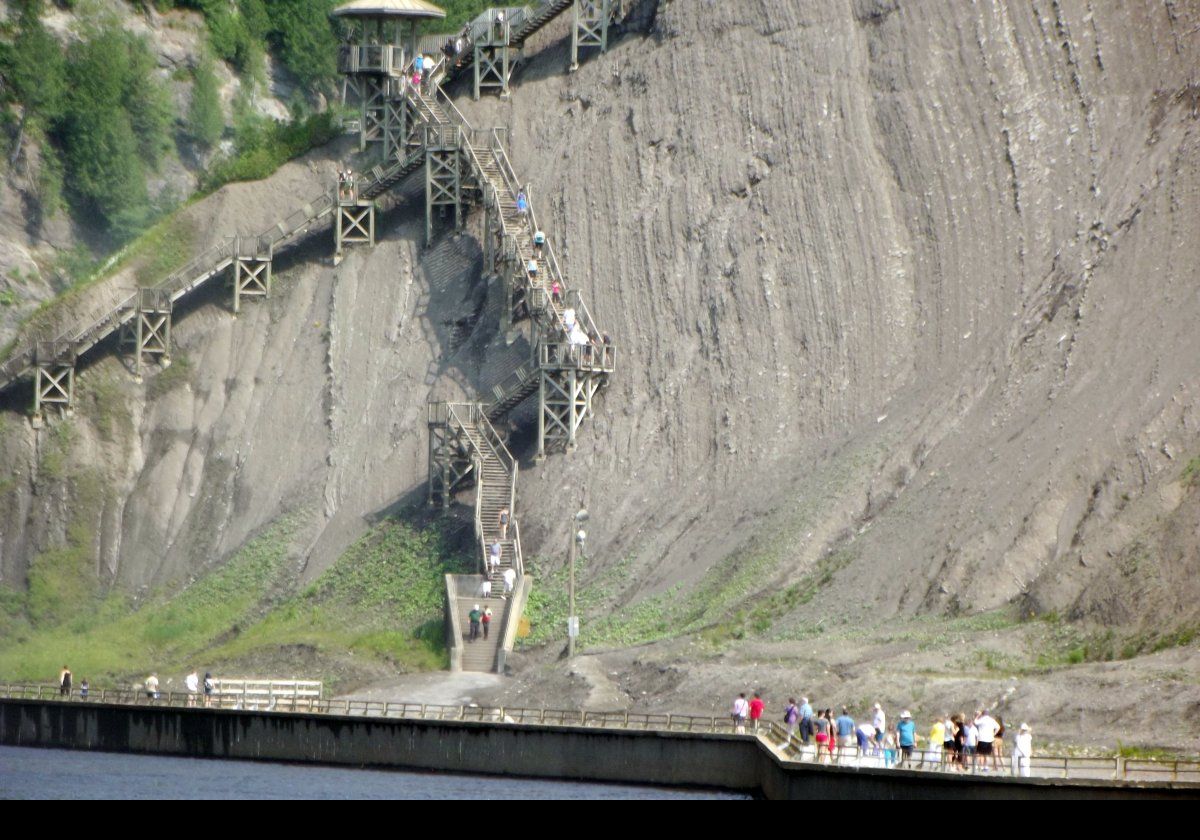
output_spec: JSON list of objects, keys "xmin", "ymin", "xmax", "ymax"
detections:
[
  {"xmin": 538, "ymin": 336, "xmax": 614, "ymax": 372},
  {"xmin": 511, "ymin": 0, "xmax": 573, "ymax": 43},
  {"xmin": 482, "ymin": 134, "xmax": 570, "ymax": 328},
  {"xmin": 510, "ymin": 515, "xmax": 524, "ymax": 577},
  {"xmin": 474, "ymin": 406, "xmax": 516, "ymax": 472},
  {"xmin": 416, "ymin": 81, "xmax": 472, "ymax": 131},
  {"xmin": 484, "ymin": 360, "xmax": 537, "ymax": 419},
  {"xmin": 473, "ymin": 452, "xmax": 484, "ymax": 546},
  {"xmin": 486, "ymin": 130, "xmax": 523, "ymax": 200},
  {"xmin": 508, "ymin": 461, "xmax": 522, "ymax": 576}
]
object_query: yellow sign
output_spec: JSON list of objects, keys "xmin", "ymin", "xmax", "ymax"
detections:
[{"xmin": 517, "ymin": 616, "xmax": 531, "ymax": 638}]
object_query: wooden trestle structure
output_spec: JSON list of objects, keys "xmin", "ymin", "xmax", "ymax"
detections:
[{"xmin": 0, "ymin": 0, "xmax": 620, "ymax": 671}]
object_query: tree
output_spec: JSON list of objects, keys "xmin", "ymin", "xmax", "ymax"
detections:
[
  {"xmin": 264, "ymin": 0, "xmax": 339, "ymax": 87},
  {"xmin": 187, "ymin": 55, "xmax": 224, "ymax": 148},
  {"xmin": 0, "ymin": 2, "xmax": 67, "ymax": 120},
  {"xmin": 54, "ymin": 23, "xmax": 165, "ymax": 240}
]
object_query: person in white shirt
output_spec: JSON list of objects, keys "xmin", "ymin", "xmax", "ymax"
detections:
[
  {"xmin": 502, "ymin": 566, "xmax": 516, "ymax": 598},
  {"xmin": 872, "ymin": 703, "xmax": 886, "ymax": 750},
  {"xmin": 731, "ymin": 693, "xmax": 749, "ymax": 733},
  {"xmin": 1011, "ymin": 723, "xmax": 1033, "ymax": 777},
  {"xmin": 856, "ymin": 721, "xmax": 876, "ymax": 757},
  {"xmin": 974, "ymin": 709, "xmax": 999, "ymax": 769},
  {"xmin": 185, "ymin": 670, "xmax": 199, "ymax": 707},
  {"xmin": 964, "ymin": 720, "xmax": 979, "ymax": 770}
]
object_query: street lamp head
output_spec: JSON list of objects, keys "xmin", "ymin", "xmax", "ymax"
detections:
[
  {"xmin": 575, "ymin": 528, "xmax": 587, "ymax": 546},
  {"xmin": 574, "ymin": 509, "xmax": 589, "ymax": 522}
]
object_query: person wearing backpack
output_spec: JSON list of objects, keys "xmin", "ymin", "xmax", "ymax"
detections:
[{"xmin": 783, "ymin": 698, "xmax": 799, "ymax": 737}]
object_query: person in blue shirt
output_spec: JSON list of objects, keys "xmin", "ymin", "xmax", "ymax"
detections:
[
  {"xmin": 798, "ymin": 696, "xmax": 814, "ymax": 743},
  {"xmin": 835, "ymin": 706, "xmax": 856, "ymax": 759},
  {"xmin": 896, "ymin": 710, "xmax": 917, "ymax": 767}
]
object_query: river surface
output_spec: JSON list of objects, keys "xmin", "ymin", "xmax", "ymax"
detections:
[{"xmin": 0, "ymin": 745, "xmax": 746, "ymax": 799}]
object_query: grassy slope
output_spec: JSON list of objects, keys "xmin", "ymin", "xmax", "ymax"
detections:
[{"xmin": 0, "ymin": 516, "xmax": 468, "ymax": 687}]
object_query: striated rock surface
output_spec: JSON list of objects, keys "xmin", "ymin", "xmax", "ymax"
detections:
[{"xmin": 0, "ymin": 1, "xmax": 1198, "ymax": 730}]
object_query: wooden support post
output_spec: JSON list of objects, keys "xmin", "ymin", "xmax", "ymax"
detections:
[
  {"xmin": 382, "ymin": 91, "xmax": 405, "ymax": 162},
  {"xmin": 571, "ymin": 0, "xmax": 614, "ymax": 72},
  {"xmin": 473, "ymin": 45, "xmax": 482, "ymax": 102},
  {"xmin": 567, "ymin": 367, "xmax": 578, "ymax": 449},
  {"xmin": 32, "ymin": 341, "xmax": 76, "ymax": 424},
  {"xmin": 424, "ymin": 132, "xmax": 464, "ymax": 245},
  {"xmin": 334, "ymin": 173, "xmax": 375, "ymax": 264},
  {"xmin": 124, "ymin": 288, "xmax": 173, "ymax": 378},
  {"xmin": 474, "ymin": 44, "xmax": 516, "ymax": 100},
  {"xmin": 233, "ymin": 239, "xmax": 272, "ymax": 315},
  {"xmin": 360, "ymin": 76, "xmax": 386, "ymax": 150},
  {"xmin": 427, "ymin": 402, "xmax": 476, "ymax": 508}
]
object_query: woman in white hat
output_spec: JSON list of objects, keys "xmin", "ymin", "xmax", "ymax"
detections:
[{"xmin": 1011, "ymin": 723, "xmax": 1033, "ymax": 777}]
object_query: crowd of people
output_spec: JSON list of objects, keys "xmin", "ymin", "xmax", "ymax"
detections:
[{"xmin": 732, "ymin": 693, "xmax": 1035, "ymax": 777}]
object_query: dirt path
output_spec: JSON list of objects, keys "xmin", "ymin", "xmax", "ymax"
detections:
[
  {"xmin": 337, "ymin": 672, "xmax": 504, "ymax": 707},
  {"xmin": 571, "ymin": 655, "xmax": 629, "ymax": 711}
]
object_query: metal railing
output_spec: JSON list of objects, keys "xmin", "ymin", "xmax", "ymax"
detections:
[
  {"xmin": 758, "ymin": 722, "xmax": 1200, "ymax": 783},
  {"xmin": 441, "ymin": 402, "xmax": 521, "ymax": 580},
  {"xmin": 4, "ymin": 682, "xmax": 1197, "ymax": 783},
  {"xmin": 337, "ymin": 44, "xmax": 406, "ymax": 76},
  {"xmin": 538, "ymin": 339, "xmax": 615, "ymax": 373}
]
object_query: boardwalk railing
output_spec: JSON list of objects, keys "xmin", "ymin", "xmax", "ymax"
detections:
[
  {"xmin": 758, "ymin": 721, "xmax": 1200, "ymax": 783},
  {"xmin": 4, "ymin": 682, "xmax": 1198, "ymax": 783}
]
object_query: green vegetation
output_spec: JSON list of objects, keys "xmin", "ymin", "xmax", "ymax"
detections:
[
  {"xmin": 133, "ymin": 214, "xmax": 198, "ymax": 287},
  {"xmin": 26, "ymin": 468, "xmax": 107, "ymax": 628},
  {"xmin": 186, "ymin": 54, "xmax": 224, "ymax": 148},
  {"xmin": 36, "ymin": 420, "xmax": 74, "ymax": 482},
  {"xmin": 213, "ymin": 520, "xmax": 468, "ymax": 671},
  {"xmin": 76, "ymin": 368, "xmax": 130, "ymax": 443},
  {"xmin": 204, "ymin": 106, "xmax": 337, "ymax": 190},
  {"xmin": 729, "ymin": 548, "xmax": 855, "ymax": 643},
  {"xmin": 1182, "ymin": 455, "xmax": 1200, "ymax": 489},
  {"xmin": 0, "ymin": 4, "xmax": 174, "ymax": 241},
  {"xmin": 147, "ymin": 351, "xmax": 192, "ymax": 400},
  {"xmin": 162, "ymin": 0, "xmax": 336, "ymax": 86},
  {"xmin": 0, "ymin": 517, "xmax": 298, "ymax": 681},
  {"xmin": 521, "ymin": 543, "xmax": 860, "ymax": 653},
  {"xmin": 0, "ymin": 515, "xmax": 467, "ymax": 684}
]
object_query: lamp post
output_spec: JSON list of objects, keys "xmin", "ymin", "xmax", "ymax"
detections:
[{"xmin": 567, "ymin": 507, "xmax": 588, "ymax": 658}]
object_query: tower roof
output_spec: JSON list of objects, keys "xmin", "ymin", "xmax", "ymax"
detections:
[{"xmin": 331, "ymin": 0, "xmax": 446, "ymax": 20}]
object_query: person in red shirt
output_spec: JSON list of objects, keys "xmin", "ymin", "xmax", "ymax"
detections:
[{"xmin": 749, "ymin": 692, "xmax": 765, "ymax": 732}]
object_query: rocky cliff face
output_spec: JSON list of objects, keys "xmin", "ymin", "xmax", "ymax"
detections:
[
  {"xmin": 1, "ymin": 0, "xmax": 1198, "ymax": 668},
  {"xmin": 468, "ymin": 0, "xmax": 1200, "ymax": 636}
]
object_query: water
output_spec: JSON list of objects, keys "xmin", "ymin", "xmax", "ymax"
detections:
[{"xmin": 0, "ymin": 746, "xmax": 745, "ymax": 799}]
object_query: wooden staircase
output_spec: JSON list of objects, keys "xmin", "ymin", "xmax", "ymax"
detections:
[{"xmin": 429, "ymin": 402, "xmax": 524, "ymax": 673}]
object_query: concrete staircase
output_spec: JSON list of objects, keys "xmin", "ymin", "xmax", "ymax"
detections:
[{"xmin": 454, "ymin": 588, "xmax": 511, "ymax": 672}]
